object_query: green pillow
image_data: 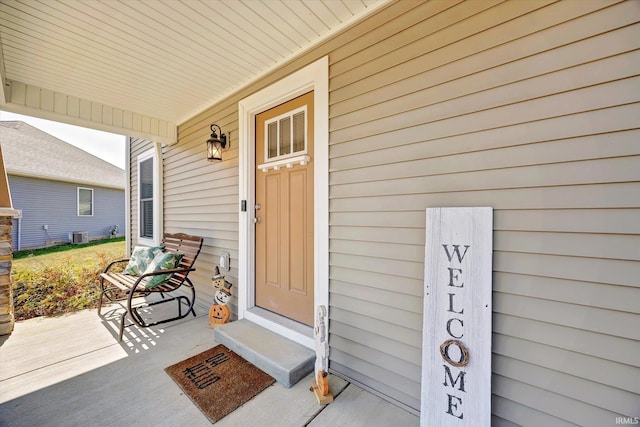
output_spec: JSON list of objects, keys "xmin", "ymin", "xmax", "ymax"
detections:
[
  {"xmin": 142, "ymin": 252, "xmax": 183, "ymax": 288},
  {"xmin": 123, "ymin": 245, "xmax": 164, "ymax": 275}
]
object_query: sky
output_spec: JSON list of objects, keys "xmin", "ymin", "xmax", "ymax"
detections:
[{"xmin": 0, "ymin": 110, "xmax": 126, "ymax": 169}]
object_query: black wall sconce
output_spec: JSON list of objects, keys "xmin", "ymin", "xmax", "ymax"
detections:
[{"xmin": 206, "ymin": 124, "xmax": 228, "ymax": 162}]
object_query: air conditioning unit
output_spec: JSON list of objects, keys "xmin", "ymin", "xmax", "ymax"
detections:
[{"xmin": 72, "ymin": 231, "xmax": 89, "ymax": 244}]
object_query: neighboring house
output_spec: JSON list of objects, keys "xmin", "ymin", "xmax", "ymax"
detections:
[
  {"xmin": 1, "ymin": 1, "xmax": 638, "ymax": 425},
  {"xmin": 0, "ymin": 121, "xmax": 125, "ymax": 250}
]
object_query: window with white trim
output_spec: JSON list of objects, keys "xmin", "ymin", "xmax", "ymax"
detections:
[
  {"xmin": 258, "ymin": 106, "xmax": 309, "ymax": 173},
  {"xmin": 266, "ymin": 106, "xmax": 306, "ymax": 160},
  {"xmin": 77, "ymin": 187, "xmax": 93, "ymax": 216},
  {"xmin": 137, "ymin": 149, "xmax": 157, "ymax": 244}
]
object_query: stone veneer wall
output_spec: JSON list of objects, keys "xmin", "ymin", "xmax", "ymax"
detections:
[{"xmin": 0, "ymin": 215, "xmax": 15, "ymax": 335}]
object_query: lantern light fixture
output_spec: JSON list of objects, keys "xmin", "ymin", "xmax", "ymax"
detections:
[{"xmin": 206, "ymin": 124, "xmax": 228, "ymax": 162}]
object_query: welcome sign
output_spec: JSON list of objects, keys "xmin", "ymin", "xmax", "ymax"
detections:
[{"xmin": 421, "ymin": 207, "xmax": 492, "ymax": 426}]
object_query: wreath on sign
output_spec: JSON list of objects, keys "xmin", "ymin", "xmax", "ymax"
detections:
[{"xmin": 440, "ymin": 339, "xmax": 470, "ymax": 368}]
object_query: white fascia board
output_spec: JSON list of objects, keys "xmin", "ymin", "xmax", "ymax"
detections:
[{"xmin": 7, "ymin": 170, "xmax": 125, "ymax": 190}]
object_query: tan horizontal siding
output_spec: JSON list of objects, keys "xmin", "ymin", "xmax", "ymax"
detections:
[
  {"xmin": 331, "ymin": 76, "xmax": 639, "ymax": 144},
  {"xmin": 330, "ymin": 131, "xmax": 640, "ymax": 183},
  {"xmin": 330, "ymin": 0, "xmax": 556, "ymax": 94},
  {"xmin": 331, "ymin": 291, "xmax": 421, "ymax": 332},
  {"xmin": 493, "ymin": 209, "xmax": 640, "ymax": 235},
  {"xmin": 331, "ymin": 335, "xmax": 420, "ymax": 381},
  {"xmin": 495, "ymin": 354, "xmax": 637, "ymax": 416},
  {"xmin": 331, "ymin": 239, "xmax": 423, "ymax": 263},
  {"xmin": 494, "ymin": 334, "xmax": 640, "ymax": 395},
  {"xmin": 332, "ymin": 47, "xmax": 639, "ymax": 136},
  {"xmin": 494, "ymin": 252, "xmax": 639, "ymax": 287},
  {"xmin": 164, "ymin": 197, "xmax": 238, "ymax": 212},
  {"xmin": 331, "ymin": 320, "xmax": 420, "ymax": 367},
  {"xmin": 495, "ymin": 293, "xmax": 639, "ymax": 340},
  {"xmin": 331, "ymin": 225, "xmax": 424, "ymax": 245},
  {"xmin": 163, "ymin": 163, "xmax": 238, "ymax": 191},
  {"xmin": 331, "ymin": 252, "xmax": 424, "ymax": 279},
  {"xmin": 330, "ymin": 103, "xmax": 639, "ymax": 159},
  {"xmin": 161, "ymin": 110, "xmax": 240, "ymax": 303},
  {"xmin": 492, "ymin": 395, "xmax": 577, "ymax": 427},
  {"xmin": 494, "ymin": 231, "xmax": 639, "ymax": 261},
  {"xmin": 157, "ymin": 0, "xmax": 640, "ymax": 422},
  {"xmin": 332, "ymin": 21, "xmax": 639, "ymax": 124},
  {"xmin": 331, "ymin": 280, "xmax": 422, "ymax": 314},
  {"xmin": 332, "ymin": 208, "xmax": 640, "ymax": 235},
  {"xmin": 330, "ymin": 183, "xmax": 640, "ymax": 211},
  {"xmin": 164, "ymin": 165, "xmax": 238, "ymax": 186},
  {"xmin": 327, "ymin": 0, "xmax": 640, "ymax": 422},
  {"xmin": 162, "ymin": 209, "xmax": 238, "ymax": 224},
  {"xmin": 331, "ymin": 306, "xmax": 422, "ymax": 348},
  {"xmin": 330, "ymin": 355, "xmax": 421, "ymax": 411},
  {"xmin": 162, "ymin": 191, "xmax": 236, "ymax": 207},
  {"xmin": 494, "ymin": 272, "xmax": 640, "ymax": 314},
  {"xmin": 331, "ymin": 130, "xmax": 640, "ymax": 175},
  {"xmin": 330, "ymin": 157, "xmax": 640, "ymax": 197},
  {"xmin": 491, "ymin": 414, "xmax": 521, "ymax": 427},
  {"xmin": 330, "ymin": 1, "xmax": 633, "ymax": 104},
  {"xmin": 330, "ymin": 266, "xmax": 422, "ymax": 297},
  {"xmin": 493, "ymin": 374, "xmax": 623, "ymax": 426},
  {"xmin": 494, "ymin": 313, "xmax": 638, "ymax": 367}
]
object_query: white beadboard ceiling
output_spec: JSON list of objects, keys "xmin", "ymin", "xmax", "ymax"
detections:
[{"xmin": 0, "ymin": 0, "xmax": 387, "ymax": 142}]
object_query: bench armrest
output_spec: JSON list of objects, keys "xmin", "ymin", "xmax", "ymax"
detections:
[{"xmin": 102, "ymin": 258, "xmax": 130, "ymax": 274}]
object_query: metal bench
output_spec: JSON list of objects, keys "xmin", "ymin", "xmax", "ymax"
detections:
[{"xmin": 98, "ymin": 233, "xmax": 204, "ymax": 341}]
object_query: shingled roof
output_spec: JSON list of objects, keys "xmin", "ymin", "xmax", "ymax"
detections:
[{"xmin": 0, "ymin": 121, "xmax": 125, "ymax": 189}]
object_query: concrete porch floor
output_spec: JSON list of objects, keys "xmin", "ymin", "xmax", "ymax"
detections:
[{"xmin": 0, "ymin": 304, "xmax": 419, "ymax": 426}]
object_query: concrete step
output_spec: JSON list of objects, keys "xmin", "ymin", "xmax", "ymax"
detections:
[{"xmin": 214, "ymin": 319, "xmax": 315, "ymax": 388}]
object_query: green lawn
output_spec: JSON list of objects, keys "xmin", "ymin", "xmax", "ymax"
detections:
[{"xmin": 11, "ymin": 241, "xmax": 126, "ymax": 321}]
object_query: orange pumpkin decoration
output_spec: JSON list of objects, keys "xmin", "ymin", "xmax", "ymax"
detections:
[
  {"xmin": 316, "ymin": 371, "xmax": 329, "ymax": 396},
  {"xmin": 208, "ymin": 304, "xmax": 230, "ymax": 326}
]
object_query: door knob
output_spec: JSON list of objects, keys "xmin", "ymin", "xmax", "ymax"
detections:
[{"xmin": 253, "ymin": 217, "xmax": 262, "ymax": 224}]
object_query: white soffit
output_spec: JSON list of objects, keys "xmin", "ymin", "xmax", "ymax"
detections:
[{"xmin": 0, "ymin": 0, "xmax": 388, "ymax": 142}]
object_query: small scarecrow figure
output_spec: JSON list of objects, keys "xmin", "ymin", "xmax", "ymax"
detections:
[{"xmin": 208, "ymin": 267, "xmax": 233, "ymax": 327}]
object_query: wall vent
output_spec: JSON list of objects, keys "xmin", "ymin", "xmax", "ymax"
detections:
[{"xmin": 72, "ymin": 232, "xmax": 89, "ymax": 244}]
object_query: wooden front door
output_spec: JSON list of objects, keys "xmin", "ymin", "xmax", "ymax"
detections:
[{"xmin": 255, "ymin": 92, "xmax": 314, "ymax": 326}]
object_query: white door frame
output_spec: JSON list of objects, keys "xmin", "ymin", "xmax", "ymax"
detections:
[{"xmin": 238, "ymin": 56, "xmax": 329, "ymax": 349}]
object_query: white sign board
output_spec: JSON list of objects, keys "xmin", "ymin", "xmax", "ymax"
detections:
[{"xmin": 421, "ymin": 207, "xmax": 493, "ymax": 426}]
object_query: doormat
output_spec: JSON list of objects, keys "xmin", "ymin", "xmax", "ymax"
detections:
[{"xmin": 165, "ymin": 345, "xmax": 275, "ymax": 423}]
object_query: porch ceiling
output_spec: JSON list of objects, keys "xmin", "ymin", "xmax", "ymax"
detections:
[{"xmin": 0, "ymin": 0, "xmax": 386, "ymax": 143}]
